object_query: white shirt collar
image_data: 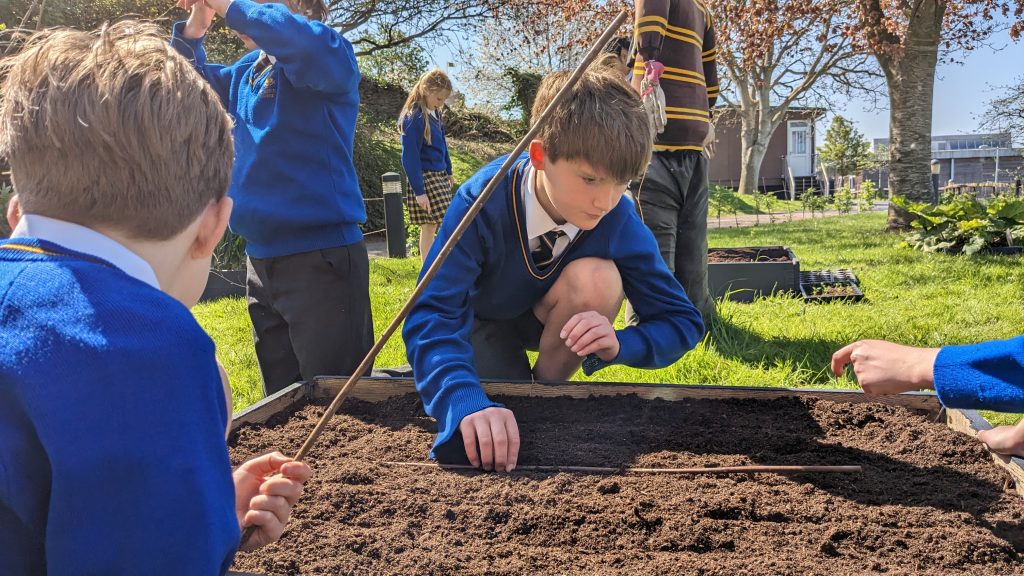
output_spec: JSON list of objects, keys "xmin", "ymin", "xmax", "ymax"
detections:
[
  {"xmin": 522, "ymin": 164, "xmax": 580, "ymax": 242},
  {"xmin": 11, "ymin": 214, "xmax": 161, "ymax": 290}
]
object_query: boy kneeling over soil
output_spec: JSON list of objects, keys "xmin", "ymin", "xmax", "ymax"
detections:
[
  {"xmin": 402, "ymin": 69, "xmax": 705, "ymax": 473},
  {"xmin": 0, "ymin": 23, "xmax": 310, "ymax": 573},
  {"xmin": 833, "ymin": 338, "xmax": 1024, "ymax": 456}
]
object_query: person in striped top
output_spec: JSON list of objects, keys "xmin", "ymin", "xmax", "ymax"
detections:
[{"xmin": 629, "ymin": 0, "xmax": 719, "ymax": 325}]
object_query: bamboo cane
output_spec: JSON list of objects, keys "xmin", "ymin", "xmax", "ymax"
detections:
[
  {"xmin": 240, "ymin": 10, "xmax": 630, "ymax": 547},
  {"xmin": 379, "ymin": 461, "xmax": 863, "ymax": 475}
]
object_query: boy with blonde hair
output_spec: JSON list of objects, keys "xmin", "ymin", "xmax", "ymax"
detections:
[
  {"xmin": 403, "ymin": 68, "xmax": 704, "ymax": 473},
  {"xmin": 0, "ymin": 22, "xmax": 309, "ymax": 573}
]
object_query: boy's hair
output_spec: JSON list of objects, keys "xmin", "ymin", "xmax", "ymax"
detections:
[
  {"xmin": 292, "ymin": 0, "xmax": 329, "ymax": 21},
  {"xmin": 603, "ymin": 36, "xmax": 635, "ymax": 70},
  {"xmin": 0, "ymin": 21, "xmax": 233, "ymax": 241},
  {"xmin": 398, "ymin": 68, "xmax": 452, "ymax": 146},
  {"xmin": 530, "ymin": 68, "xmax": 651, "ymax": 183}
]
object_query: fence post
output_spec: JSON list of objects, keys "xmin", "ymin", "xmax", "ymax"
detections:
[{"xmin": 381, "ymin": 172, "xmax": 406, "ymax": 259}]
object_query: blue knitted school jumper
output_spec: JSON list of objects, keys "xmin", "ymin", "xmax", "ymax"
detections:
[
  {"xmin": 401, "ymin": 108, "xmax": 452, "ymax": 196},
  {"xmin": 934, "ymin": 336, "xmax": 1024, "ymax": 411},
  {"xmin": 402, "ymin": 154, "xmax": 706, "ymax": 455},
  {"xmin": 0, "ymin": 239, "xmax": 238, "ymax": 574},
  {"xmin": 171, "ymin": 0, "xmax": 364, "ymax": 259}
]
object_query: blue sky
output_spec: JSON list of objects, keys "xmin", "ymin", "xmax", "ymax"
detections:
[{"xmin": 837, "ymin": 39, "xmax": 1024, "ymax": 142}]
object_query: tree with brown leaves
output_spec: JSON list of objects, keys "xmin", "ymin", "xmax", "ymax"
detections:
[{"xmin": 713, "ymin": 0, "xmax": 880, "ymax": 197}]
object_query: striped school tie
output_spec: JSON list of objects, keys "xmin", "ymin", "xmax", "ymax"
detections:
[{"xmin": 532, "ymin": 230, "xmax": 566, "ymax": 270}]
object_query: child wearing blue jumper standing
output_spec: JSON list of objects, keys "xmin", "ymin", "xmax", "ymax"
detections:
[
  {"xmin": 0, "ymin": 22, "xmax": 310, "ymax": 573},
  {"xmin": 402, "ymin": 69, "xmax": 705, "ymax": 473},
  {"xmin": 400, "ymin": 69, "xmax": 455, "ymax": 261},
  {"xmin": 172, "ymin": 0, "xmax": 373, "ymax": 396}
]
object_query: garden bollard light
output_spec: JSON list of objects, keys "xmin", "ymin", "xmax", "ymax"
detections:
[
  {"xmin": 930, "ymin": 159, "xmax": 940, "ymax": 205},
  {"xmin": 382, "ymin": 172, "xmax": 406, "ymax": 259}
]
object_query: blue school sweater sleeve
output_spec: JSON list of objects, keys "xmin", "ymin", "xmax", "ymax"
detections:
[
  {"xmin": 604, "ymin": 200, "xmax": 705, "ymax": 369},
  {"xmin": 401, "ymin": 112, "xmax": 427, "ymax": 196},
  {"xmin": 169, "ymin": 22, "xmax": 233, "ymax": 103},
  {"xmin": 402, "ymin": 188, "xmax": 504, "ymax": 455},
  {"xmin": 225, "ymin": 0, "xmax": 358, "ymax": 95},
  {"xmin": 932, "ymin": 336, "xmax": 1024, "ymax": 412}
]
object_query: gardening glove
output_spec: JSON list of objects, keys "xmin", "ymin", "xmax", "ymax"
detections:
[{"xmin": 643, "ymin": 60, "xmax": 665, "ymax": 87}]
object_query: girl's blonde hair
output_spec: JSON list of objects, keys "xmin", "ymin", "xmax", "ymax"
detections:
[{"xmin": 398, "ymin": 69, "xmax": 453, "ymax": 146}]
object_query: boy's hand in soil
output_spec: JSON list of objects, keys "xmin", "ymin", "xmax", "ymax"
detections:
[
  {"xmin": 561, "ymin": 310, "xmax": 620, "ymax": 361},
  {"xmin": 831, "ymin": 339, "xmax": 939, "ymax": 395},
  {"xmin": 460, "ymin": 407, "xmax": 520, "ymax": 473},
  {"xmin": 977, "ymin": 420, "xmax": 1024, "ymax": 458},
  {"xmin": 234, "ymin": 452, "xmax": 313, "ymax": 550}
]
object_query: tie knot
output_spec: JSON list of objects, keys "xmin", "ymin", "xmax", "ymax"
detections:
[
  {"xmin": 533, "ymin": 229, "xmax": 567, "ymax": 271},
  {"xmin": 540, "ymin": 229, "xmax": 565, "ymax": 246}
]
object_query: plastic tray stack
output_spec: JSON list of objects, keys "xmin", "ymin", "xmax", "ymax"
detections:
[{"xmin": 799, "ymin": 269, "xmax": 864, "ymax": 303}]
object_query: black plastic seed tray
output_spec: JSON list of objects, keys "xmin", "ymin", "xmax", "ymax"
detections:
[{"xmin": 800, "ymin": 269, "xmax": 864, "ymax": 303}]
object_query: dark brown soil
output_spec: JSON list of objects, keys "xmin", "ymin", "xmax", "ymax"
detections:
[
  {"xmin": 229, "ymin": 394, "xmax": 1024, "ymax": 575},
  {"xmin": 708, "ymin": 247, "xmax": 793, "ymax": 263}
]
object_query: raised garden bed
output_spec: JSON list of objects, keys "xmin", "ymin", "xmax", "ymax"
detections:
[
  {"xmin": 228, "ymin": 377, "xmax": 1024, "ymax": 575},
  {"xmin": 800, "ymin": 269, "xmax": 865, "ymax": 303},
  {"xmin": 707, "ymin": 246, "xmax": 800, "ymax": 302}
]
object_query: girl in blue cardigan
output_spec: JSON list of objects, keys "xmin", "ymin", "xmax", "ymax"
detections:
[{"xmin": 399, "ymin": 69, "xmax": 454, "ymax": 261}]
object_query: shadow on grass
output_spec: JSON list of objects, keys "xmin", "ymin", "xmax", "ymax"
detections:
[{"xmin": 708, "ymin": 313, "xmax": 844, "ymax": 382}]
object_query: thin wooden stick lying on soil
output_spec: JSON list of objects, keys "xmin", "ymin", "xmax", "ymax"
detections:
[
  {"xmin": 239, "ymin": 10, "xmax": 631, "ymax": 547},
  {"xmin": 379, "ymin": 461, "xmax": 864, "ymax": 475}
]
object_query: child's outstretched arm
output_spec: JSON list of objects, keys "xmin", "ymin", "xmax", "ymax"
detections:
[
  {"xmin": 401, "ymin": 187, "xmax": 506, "ymax": 465},
  {"xmin": 201, "ymin": 0, "xmax": 359, "ymax": 95},
  {"xmin": 596, "ymin": 210, "xmax": 704, "ymax": 373},
  {"xmin": 833, "ymin": 337, "xmax": 1024, "ymax": 457},
  {"xmin": 170, "ymin": 1, "xmax": 234, "ymax": 102},
  {"xmin": 831, "ymin": 340, "xmax": 940, "ymax": 395},
  {"xmin": 833, "ymin": 336, "xmax": 1024, "ymax": 412}
]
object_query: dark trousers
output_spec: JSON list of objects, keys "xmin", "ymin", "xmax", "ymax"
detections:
[
  {"xmin": 470, "ymin": 309, "xmax": 545, "ymax": 381},
  {"xmin": 630, "ymin": 150, "xmax": 715, "ymax": 324},
  {"xmin": 246, "ymin": 242, "xmax": 374, "ymax": 395}
]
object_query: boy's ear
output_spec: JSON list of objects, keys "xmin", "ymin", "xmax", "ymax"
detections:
[
  {"xmin": 191, "ymin": 196, "xmax": 233, "ymax": 260},
  {"xmin": 528, "ymin": 140, "xmax": 545, "ymax": 170},
  {"xmin": 6, "ymin": 194, "xmax": 22, "ymax": 232}
]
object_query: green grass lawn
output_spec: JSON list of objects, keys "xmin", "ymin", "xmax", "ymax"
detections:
[{"xmin": 194, "ymin": 211, "xmax": 1023, "ymax": 426}]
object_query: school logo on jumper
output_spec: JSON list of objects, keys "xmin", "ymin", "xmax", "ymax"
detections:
[{"xmin": 260, "ymin": 75, "xmax": 276, "ymax": 99}]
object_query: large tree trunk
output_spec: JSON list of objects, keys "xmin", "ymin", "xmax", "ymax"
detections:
[
  {"xmin": 877, "ymin": 0, "xmax": 944, "ymax": 230},
  {"xmin": 737, "ymin": 111, "xmax": 777, "ymax": 196}
]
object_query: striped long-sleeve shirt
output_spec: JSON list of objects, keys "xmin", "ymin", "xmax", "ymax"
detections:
[{"xmin": 631, "ymin": 0, "xmax": 719, "ymax": 152}]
